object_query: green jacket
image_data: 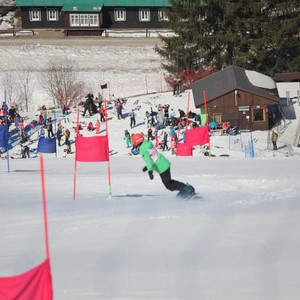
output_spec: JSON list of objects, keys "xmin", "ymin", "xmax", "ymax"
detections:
[
  {"xmin": 272, "ymin": 132, "xmax": 278, "ymax": 142},
  {"xmin": 139, "ymin": 140, "xmax": 170, "ymax": 174}
]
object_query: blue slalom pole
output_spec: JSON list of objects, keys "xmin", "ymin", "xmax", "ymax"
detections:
[{"xmin": 4, "ymin": 90, "xmax": 10, "ymax": 172}]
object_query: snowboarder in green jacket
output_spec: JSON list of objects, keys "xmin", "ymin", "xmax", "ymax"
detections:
[{"xmin": 131, "ymin": 133, "xmax": 195, "ymax": 199}]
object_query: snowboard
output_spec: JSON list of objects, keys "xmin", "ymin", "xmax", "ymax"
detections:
[
  {"xmin": 184, "ymin": 193, "xmax": 202, "ymax": 201},
  {"xmin": 176, "ymin": 190, "xmax": 201, "ymax": 201}
]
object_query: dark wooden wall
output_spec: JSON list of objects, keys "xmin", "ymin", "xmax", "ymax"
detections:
[{"xmin": 206, "ymin": 90, "xmax": 279, "ymax": 131}]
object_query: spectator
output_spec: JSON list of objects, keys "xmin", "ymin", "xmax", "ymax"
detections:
[
  {"xmin": 129, "ymin": 109, "xmax": 136, "ymax": 128},
  {"xmin": 64, "ymin": 129, "xmax": 71, "ymax": 147},
  {"xmin": 173, "ymin": 77, "xmax": 181, "ymax": 96},
  {"xmin": 162, "ymin": 131, "xmax": 169, "ymax": 151},
  {"xmin": 46, "ymin": 117, "xmax": 54, "ymax": 138},
  {"xmin": 169, "ymin": 108, "xmax": 175, "ymax": 126},
  {"xmin": 271, "ymin": 130, "xmax": 278, "ymax": 150},
  {"xmin": 99, "ymin": 107, "xmax": 106, "ymax": 122},
  {"xmin": 170, "ymin": 136, "xmax": 177, "ymax": 155},
  {"xmin": 116, "ymin": 99, "xmax": 123, "ymax": 120},
  {"xmin": 38, "ymin": 114, "xmax": 44, "ymax": 126},
  {"xmin": 95, "ymin": 119, "xmax": 101, "ymax": 134},
  {"xmin": 62, "ymin": 105, "xmax": 70, "ymax": 123},
  {"xmin": 21, "ymin": 145, "xmax": 30, "ymax": 158},
  {"xmin": 87, "ymin": 122, "xmax": 94, "ymax": 131},
  {"xmin": 147, "ymin": 127, "xmax": 154, "ymax": 141},
  {"xmin": 178, "ymin": 109, "xmax": 186, "ymax": 121},
  {"xmin": 82, "ymin": 93, "xmax": 93, "ymax": 117},
  {"xmin": 124, "ymin": 129, "xmax": 131, "ymax": 148},
  {"xmin": 8, "ymin": 105, "xmax": 16, "ymax": 118},
  {"xmin": 56, "ymin": 123, "xmax": 63, "ymax": 146}
]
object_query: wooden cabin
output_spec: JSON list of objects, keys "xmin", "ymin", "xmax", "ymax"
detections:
[
  {"xmin": 16, "ymin": 0, "xmax": 171, "ymax": 35},
  {"xmin": 192, "ymin": 66, "xmax": 281, "ymax": 131}
]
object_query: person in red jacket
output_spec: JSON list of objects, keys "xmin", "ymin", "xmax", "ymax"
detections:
[{"xmin": 87, "ymin": 122, "xmax": 94, "ymax": 131}]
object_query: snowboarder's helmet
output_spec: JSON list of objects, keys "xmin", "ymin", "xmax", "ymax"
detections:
[{"xmin": 131, "ymin": 133, "xmax": 144, "ymax": 147}]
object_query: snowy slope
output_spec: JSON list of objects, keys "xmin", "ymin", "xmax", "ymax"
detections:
[{"xmin": 0, "ymin": 37, "xmax": 300, "ymax": 300}]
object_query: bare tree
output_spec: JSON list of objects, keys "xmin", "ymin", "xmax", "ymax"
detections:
[
  {"xmin": 16, "ymin": 68, "xmax": 33, "ymax": 112},
  {"xmin": 2, "ymin": 71, "xmax": 15, "ymax": 105},
  {"xmin": 40, "ymin": 57, "xmax": 84, "ymax": 108}
]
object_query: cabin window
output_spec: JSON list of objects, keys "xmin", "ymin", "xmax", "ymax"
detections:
[
  {"xmin": 89, "ymin": 14, "xmax": 99, "ymax": 27},
  {"xmin": 114, "ymin": 9, "xmax": 126, "ymax": 21},
  {"xmin": 29, "ymin": 9, "xmax": 41, "ymax": 22},
  {"xmin": 158, "ymin": 9, "xmax": 169, "ymax": 21},
  {"xmin": 139, "ymin": 9, "xmax": 150, "ymax": 22},
  {"xmin": 70, "ymin": 14, "xmax": 79, "ymax": 26},
  {"xmin": 47, "ymin": 9, "xmax": 58, "ymax": 21},
  {"xmin": 213, "ymin": 113, "xmax": 222, "ymax": 125},
  {"xmin": 252, "ymin": 107, "xmax": 265, "ymax": 122},
  {"xmin": 80, "ymin": 15, "xmax": 89, "ymax": 27},
  {"xmin": 70, "ymin": 14, "xmax": 99, "ymax": 27}
]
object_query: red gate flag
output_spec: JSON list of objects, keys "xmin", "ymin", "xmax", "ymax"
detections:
[
  {"xmin": 0, "ymin": 259, "xmax": 53, "ymax": 300},
  {"xmin": 185, "ymin": 125, "xmax": 210, "ymax": 147},
  {"xmin": 37, "ymin": 137, "xmax": 57, "ymax": 154},
  {"xmin": 75, "ymin": 135, "xmax": 109, "ymax": 162},
  {"xmin": 176, "ymin": 142, "xmax": 193, "ymax": 156}
]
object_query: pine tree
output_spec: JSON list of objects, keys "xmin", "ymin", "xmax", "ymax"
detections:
[
  {"xmin": 250, "ymin": 0, "xmax": 300, "ymax": 75},
  {"xmin": 155, "ymin": 0, "xmax": 300, "ymax": 77},
  {"xmin": 155, "ymin": 0, "xmax": 205, "ymax": 74}
]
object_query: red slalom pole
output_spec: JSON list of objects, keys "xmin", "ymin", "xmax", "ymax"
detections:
[{"xmin": 39, "ymin": 154, "xmax": 50, "ymax": 260}]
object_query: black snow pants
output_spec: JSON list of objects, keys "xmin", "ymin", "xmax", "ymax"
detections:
[{"xmin": 159, "ymin": 167, "xmax": 185, "ymax": 192}]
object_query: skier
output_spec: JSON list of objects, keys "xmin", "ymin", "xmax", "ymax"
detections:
[{"xmin": 131, "ymin": 133, "xmax": 195, "ymax": 199}]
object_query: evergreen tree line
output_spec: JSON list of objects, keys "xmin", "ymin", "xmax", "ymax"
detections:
[{"xmin": 155, "ymin": 0, "xmax": 300, "ymax": 78}]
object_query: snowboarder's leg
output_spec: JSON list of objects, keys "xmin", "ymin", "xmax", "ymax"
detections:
[{"xmin": 160, "ymin": 168, "xmax": 186, "ymax": 192}]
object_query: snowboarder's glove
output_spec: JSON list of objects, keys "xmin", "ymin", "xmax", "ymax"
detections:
[
  {"xmin": 142, "ymin": 166, "xmax": 147, "ymax": 172},
  {"xmin": 148, "ymin": 171, "xmax": 154, "ymax": 180}
]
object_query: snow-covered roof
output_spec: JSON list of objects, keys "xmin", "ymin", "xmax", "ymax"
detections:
[{"xmin": 245, "ymin": 70, "xmax": 277, "ymax": 90}]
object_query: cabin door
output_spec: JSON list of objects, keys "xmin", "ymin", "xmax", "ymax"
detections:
[{"xmin": 238, "ymin": 109, "xmax": 250, "ymax": 130}]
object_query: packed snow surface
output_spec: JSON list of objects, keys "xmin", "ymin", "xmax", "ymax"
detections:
[{"xmin": 1, "ymin": 35, "xmax": 300, "ymax": 300}]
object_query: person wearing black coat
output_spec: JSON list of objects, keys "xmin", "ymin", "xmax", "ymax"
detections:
[
  {"xmin": 82, "ymin": 93, "xmax": 93, "ymax": 117},
  {"xmin": 46, "ymin": 117, "xmax": 54, "ymax": 138}
]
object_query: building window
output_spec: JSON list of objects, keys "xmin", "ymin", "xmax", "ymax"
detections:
[
  {"xmin": 80, "ymin": 14, "xmax": 89, "ymax": 27},
  {"xmin": 70, "ymin": 14, "xmax": 79, "ymax": 26},
  {"xmin": 89, "ymin": 14, "xmax": 99, "ymax": 26},
  {"xmin": 213, "ymin": 113, "xmax": 222, "ymax": 125},
  {"xmin": 47, "ymin": 9, "xmax": 58, "ymax": 21},
  {"xmin": 139, "ymin": 9, "xmax": 150, "ymax": 22},
  {"xmin": 29, "ymin": 9, "xmax": 41, "ymax": 22},
  {"xmin": 114, "ymin": 9, "xmax": 126, "ymax": 21},
  {"xmin": 70, "ymin": 14, "xmax": 99, "ymax": 27},
  {"xmin": 252, "ymin": 107, "xmax": 265, "ymax": 121},
  {"xmin": 158, "ymin": 9, "xmax": 169, "ymax": 21}
]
